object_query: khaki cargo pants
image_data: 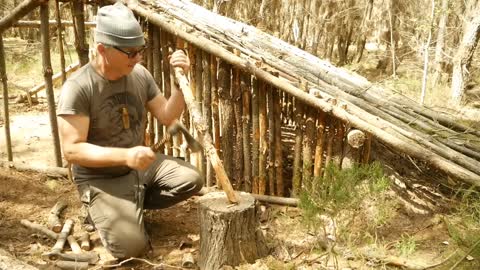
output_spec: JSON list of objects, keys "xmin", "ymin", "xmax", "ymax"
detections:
[{"xmin": 75, "ymin": 154, "xmax": 203, "ymax": 258}]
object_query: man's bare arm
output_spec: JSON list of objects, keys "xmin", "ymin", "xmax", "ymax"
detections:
[{"xmin": 58, "ymin": 115, "xmax": 155, "ymax": 170}]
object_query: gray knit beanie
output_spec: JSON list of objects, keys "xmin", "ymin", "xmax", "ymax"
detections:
[{"xmin": 95, "ymin": 2, "xmax": 145, "ymax": 47}]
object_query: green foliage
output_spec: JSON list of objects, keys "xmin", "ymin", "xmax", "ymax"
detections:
[
  {"xmin": 395, "ymin": 234, "xmax": 417, "ymax": 257},
  {"xmin": 454, "ymin": 187, "xmax": 480, "ymax": 225},
  {"xmin": 299, "ymin": 162, "xmax": 389, "ymax": 230}
]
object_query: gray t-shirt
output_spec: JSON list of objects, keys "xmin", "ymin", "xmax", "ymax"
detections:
[{"xmin": 57, "ymin": 63, "xmax": 159, "ymax": 181}]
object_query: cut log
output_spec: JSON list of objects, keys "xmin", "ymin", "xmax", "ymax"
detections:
[
  {"xmin": 42, "ymin": 251, "xmax": 99, "ymax": 264},
  {"xmin": 54, "ymin": 260, "xmax": 89, "ymax": 270},
  {"xmin": 48, "ymin": 200, "xmax": 67, "ymax": 233},
  {"xmin": 49, "ymin": 219, "xmax": 74, "ymax": 257},
  {"xmin": 66, "ymin": 235, "xmax": 81, "ymax": 254},
  {"xmin": 79, "ymin": 232, "xmax": 91, "ymax": 251},
  {"xmin": 20, "ymin": 219, "xmax": 58, "ymax": 240},
  {"xmin": 342, "ymin": 129, "xmax": 366, "ymax": 169},
  {"xmin": 197, "ymin": 192, "xmax": 268, "ymax": 270},
  {"xmin": 0, "ymin": 248, "xmax": 39, "ymax": 270}
]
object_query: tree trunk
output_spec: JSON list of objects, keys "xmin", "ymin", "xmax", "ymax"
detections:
[
  {"xmin": 198, "ymin": 192, "xmax": 268, "ymax": 270},
  {"xmin": 451, "ymin": 3, "xmax": 480, "ymax": 103},
  {"xmin": 432, "ymin": 0, "xmax": 449, "ymax": 86}
]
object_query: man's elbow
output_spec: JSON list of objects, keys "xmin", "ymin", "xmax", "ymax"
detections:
[{"xmin": 61, "ymin": 144, "xmax": 79, "ymax": 163}]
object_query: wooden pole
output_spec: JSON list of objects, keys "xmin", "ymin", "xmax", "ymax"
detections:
[
  {"xmin": 313, "ymin": 111, "xmax": 327, "ymax": 179},
  {"xmin": 40, "ymin": 2, "xmax": 63, "ymax": 167},
  {"xmin": 0, "ymin": 0, "xmax": 41, "ymax": 33},
  {"xmin": 258, "ymin": 80, "xmax": 267, "ymax": 195},
  {"xmin": 174, "ymin": 68, "xmax": 238, "ymax": 204},
  {"xmin": 241, "ymin": 73, "xmax": 252, "ymax": 192},
  {"xmin": 267, "ymin": 82, "xmax": 275, "ymax": 195},
  {"xmin": 218, "ymin": 59, "xmax": 234, "ymax": 182},
  {"xmin": 0, "ymin": 36, "xmax": 12, "ymax": 161},
  {"xmin": 12, "ymin": 20, "xmax": 96, "ymax": 28},
  {"xmin": 232, "ymin": 51, "xmax": 243, "ymax": 189},
  {"xmin": 210, "ymin": 55, "xmax": 220, "ymax": 156},
  {"xmin": 70, "ymin": 0, "xmax": 89, "ymax": 66},
  {"xmin": 54, "ymin": 0, "xmax": 66, "ymax": 84},
  {"xmin": 146, "ymin": 24, "xmax": 155, "ymax": 146},
  {"xmin": 202, "ymin": 51, "xmax": 214, "ymax": 187},
  {"xmin": 251, "ymin": 78, "xmax": 260, "ymax": 194},
  {"xmin": 303, "ymin": 105, "xmax": 315, "ymax": 192},
  {"xmin": 273, "ymin": 87, "xmax": 284, "ymax": 196},
  {"xmin": 160, "ymin": 29, "xmax": 172, "ymax": 156},
  {"xmin": 292, "ymin": 96, "xmax": 304, "ymax": 196},
  {"xmin": 152, "ymin": 26, "xmax": 163, "ymax": 151}
]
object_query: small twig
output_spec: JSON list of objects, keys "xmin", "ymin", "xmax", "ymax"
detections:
[
  {"xmin": 449, "ymin": 238, "xmax": 480, "ymax": 270},
  {"xmin": 90, "ymin": 257, "xmax": 186, "ymax": 270},
  {"xmin": 424, "ymin": 249, "xmax": 458, "ymax": 269}
]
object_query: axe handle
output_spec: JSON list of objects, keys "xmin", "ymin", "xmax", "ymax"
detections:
[{"xmin": 174, "ymin": 67, "xmax": 238, "ymax": 204}]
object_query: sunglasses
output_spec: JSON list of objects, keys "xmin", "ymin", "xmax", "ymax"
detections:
[{"xmin": 113, "ymin": 46, "xmax": 147, "ymax": 59}]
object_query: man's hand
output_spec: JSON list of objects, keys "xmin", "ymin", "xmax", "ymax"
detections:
[
  {"xmin": 169, "ymin": 50, "xmax": 190, "ymax": 74},
  {"xmin": 126, "ymin": 146, "xmax": 156, "ymax": 170}
]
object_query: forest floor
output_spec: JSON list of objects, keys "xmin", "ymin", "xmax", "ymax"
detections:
[{"xmin": 2, "ymin": 38, "xmax": 480, "ymax": 269}]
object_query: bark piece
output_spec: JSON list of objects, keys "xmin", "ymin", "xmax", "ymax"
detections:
[{"xmin": 197, "ymin": 192, "xmax": 268, "ymax": 270}]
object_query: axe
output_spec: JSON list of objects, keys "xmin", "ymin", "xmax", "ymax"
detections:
[{"xmin": 150, "ymin": 120, "xmax": 202, "ymax": 153}]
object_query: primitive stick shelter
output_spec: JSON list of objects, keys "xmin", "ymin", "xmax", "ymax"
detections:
[{"xmin": 1, "ymin": 0, "xmax": 480, "ymax": 199}]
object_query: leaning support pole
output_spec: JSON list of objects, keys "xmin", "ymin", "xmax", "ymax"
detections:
[
  {"xmin": 0, "ymin": 37, "xmax": 12, "ymax": 161},
  {"xmin": 0, "ymin": 0, "xmax": 41, "ymax": 33},
  {"xmin": 40, "ymin": 2, "xmax": 63, "ymax": 167},
  {"xmin": 174, "ymin": 67, "xmax": 238, "ymax": 204}
]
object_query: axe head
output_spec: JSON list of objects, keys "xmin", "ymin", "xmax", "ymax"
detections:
[{"xmin": 167, "ymin": 121, "xmax": 203, "ymax": 153}]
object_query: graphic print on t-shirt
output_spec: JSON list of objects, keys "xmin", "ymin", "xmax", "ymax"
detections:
[{"xmin": 89, "ymin": 91, "xmax": 144, "ymax": 148}]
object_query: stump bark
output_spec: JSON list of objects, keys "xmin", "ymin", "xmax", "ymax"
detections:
[{"xmin": 198, "ymin": 192, "xmax": 268, "ymax": 270}]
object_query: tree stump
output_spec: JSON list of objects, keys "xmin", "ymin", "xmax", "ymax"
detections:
[{"xmin": 198, "ymin": 192, "xmax": 268, "ymax": 270}]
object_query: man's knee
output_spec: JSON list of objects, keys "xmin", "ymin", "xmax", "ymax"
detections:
[
  {"xmin": 186, "ymin": 168, "xmax": 203, "ymax": 194},
  {"xmin": 100, "ymin": 225, "xmax": 148, "ymax": 258}
]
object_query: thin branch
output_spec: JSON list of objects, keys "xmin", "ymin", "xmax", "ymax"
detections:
[
  {"xmin": 449, "ymin": 238, "xmax": 480, "ymax": 270},
  {"xmin": 90, "ymin": 257, "xmax": 187, "ymax": 270}
]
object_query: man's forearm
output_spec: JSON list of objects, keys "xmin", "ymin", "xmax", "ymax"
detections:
[
  {"xmin": 63, "ymin": 142, "xmax": 129, "ymax": 168},
  {"xmin": 163, "ymin": 87, "xmax": 185, "ymax": 124}
]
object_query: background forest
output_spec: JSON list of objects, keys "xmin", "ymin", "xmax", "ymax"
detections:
[{"xmin": 191, "ymin": 0, "xmax": 480, "ymax": 113}]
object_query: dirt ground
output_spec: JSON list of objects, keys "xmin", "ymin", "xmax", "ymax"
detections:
[{"xmin": 1, "ymin": 99, "xmax": 479, "ymax": 270}]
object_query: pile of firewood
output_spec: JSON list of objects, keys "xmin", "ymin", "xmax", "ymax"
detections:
[{"xmin": 20, "ymin": 201, "xmax": 98, "ymax": 270}]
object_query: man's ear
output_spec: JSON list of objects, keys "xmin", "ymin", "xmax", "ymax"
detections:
[{"xmin": 96, "ymin": 43, "xmax": 106, "ymax": 56}]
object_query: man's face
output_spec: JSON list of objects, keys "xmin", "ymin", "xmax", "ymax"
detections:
[{"xmin": 105, "ymin": 45, "xmax": 145, "ymax": 76}]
